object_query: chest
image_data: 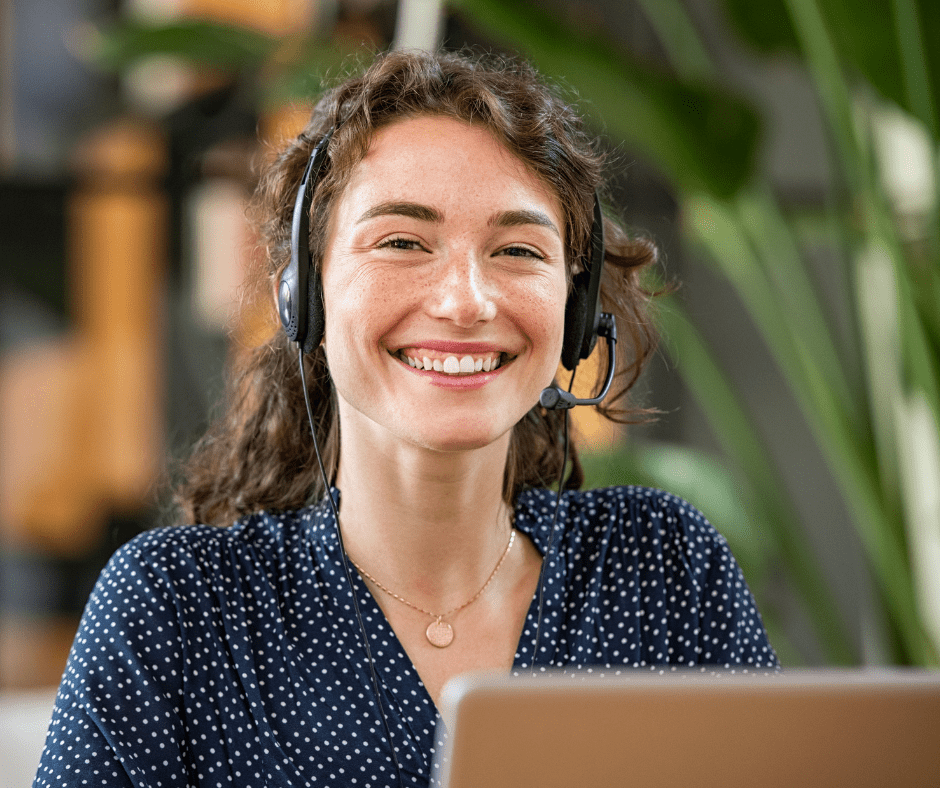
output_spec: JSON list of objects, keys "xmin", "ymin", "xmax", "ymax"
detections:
[
  {"xmin": 366, "ymin": 537, "xmax": 544, "ymax": 707},
  {"xmin": 380, "ymin": 596, "xmax": 528, "ymax": 707}
]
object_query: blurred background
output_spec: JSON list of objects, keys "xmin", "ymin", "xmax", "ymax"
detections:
[{"xmin": 1, "ymin": 0, "xmax": 938, "ymax": 777}]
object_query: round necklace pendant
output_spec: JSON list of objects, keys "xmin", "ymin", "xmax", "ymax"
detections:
[{"xmin": 426, "ymin": 619, "xmax": 454, "ymax": 648}]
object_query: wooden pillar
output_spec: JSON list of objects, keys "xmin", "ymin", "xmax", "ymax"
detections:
[{"xmin": 69, "ymin": 120, "xmax": 167, "ymax": 515}]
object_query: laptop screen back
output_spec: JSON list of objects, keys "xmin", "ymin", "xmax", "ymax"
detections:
[{"xmin": 433, "ymin": 670, "xmax": 940, "ymax": 788}]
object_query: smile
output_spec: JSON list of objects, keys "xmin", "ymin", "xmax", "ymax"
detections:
[{"xmin": 394, "ymin": 350, "xmax": 510, "ymax": 375}]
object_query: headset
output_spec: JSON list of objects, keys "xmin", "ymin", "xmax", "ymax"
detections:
[{"xmin": 277, "ymin": 127, "xmax": 618, "ymax": 406}]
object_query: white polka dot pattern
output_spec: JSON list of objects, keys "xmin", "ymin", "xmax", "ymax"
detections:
[{"xmin": 34, "ymin": 486, "xmax": 777, "ymax": 787}]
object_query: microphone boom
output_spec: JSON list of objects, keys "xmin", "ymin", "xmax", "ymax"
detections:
[{"xmin": 540, "ymin": 313, "xmax": 617, "ymax": 410}]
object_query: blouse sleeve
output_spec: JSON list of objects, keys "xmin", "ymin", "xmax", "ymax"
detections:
[
  {"xmin": 663, "ymin": 495, "xmax": 778, "ymax": 668},
  {"xmin": 34, "ymin": 534, "xmax": 193, "ymax": 788}
]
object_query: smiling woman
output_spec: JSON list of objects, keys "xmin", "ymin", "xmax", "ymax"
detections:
[{"xmin": 35, "ymin": 50, "xmax": 778, "ymax": 788}]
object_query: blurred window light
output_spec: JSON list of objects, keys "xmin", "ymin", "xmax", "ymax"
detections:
[
  {"xmin": 871, "ymin": 104, "xmax": 936, "ymax": 237},
  {"xmin": 188, "ymin": 177, "xmax": 252, "ymax": 333},
  {"xmin": 393, "ymin": 0, "xmax": 443, "ymax": 51}
]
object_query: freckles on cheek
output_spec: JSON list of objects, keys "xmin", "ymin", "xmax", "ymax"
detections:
[
  {"xmin": 515, "ymin": 297, "xmax": 566, "ymax": 386},
  {"xmin": 524, "ymin": 282, "xmax": 567, "ymax": 343},
  {"xmin": 331, "ymin": 271, "xmax": 414, "ymax": 356}
]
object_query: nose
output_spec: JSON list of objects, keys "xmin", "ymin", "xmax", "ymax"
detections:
[{"xmin": 426, "ymin": 253, "xmax": 497, "ymax": 327}]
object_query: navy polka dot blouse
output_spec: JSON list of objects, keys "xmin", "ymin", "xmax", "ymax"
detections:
[{"xmin": 35, "ymin": 486, "xmax": 777, "ymax": 787}]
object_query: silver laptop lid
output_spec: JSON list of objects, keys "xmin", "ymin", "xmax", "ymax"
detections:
[{"xmin": 433, "ymin": 669, "xmax": 940, "ymax": 788}]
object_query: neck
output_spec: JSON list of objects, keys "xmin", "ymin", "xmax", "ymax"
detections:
[{"xmin": 334, "ymin": 420, "xmax": 514, "ymax": 609}]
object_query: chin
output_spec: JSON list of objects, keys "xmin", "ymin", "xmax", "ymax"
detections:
[{"xmin": 404, "ymin": 416, "xmax": 510, "ymax": 454}]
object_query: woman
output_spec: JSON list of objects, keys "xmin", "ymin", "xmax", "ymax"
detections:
[{"xmin": 35, "ymin": 50, "xmax": 777, "ymax": 787}]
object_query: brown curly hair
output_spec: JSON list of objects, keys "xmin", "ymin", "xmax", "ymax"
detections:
[{"xmin": 175, "ymin": 49, "xmax": 660, "ymax": 527}]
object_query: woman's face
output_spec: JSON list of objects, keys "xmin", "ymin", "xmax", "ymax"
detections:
[{"xmin": 320, "ymin": 115, "xmax": 568, "ymax": 454}]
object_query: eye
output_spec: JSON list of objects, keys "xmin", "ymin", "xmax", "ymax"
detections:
[
  {"xmin": 498, "ymin": 245, "xmax": 545, "ymax": 260},
  {"xmin": 378, "ymin": 236, "xmax": 425, "ymax": 251}
]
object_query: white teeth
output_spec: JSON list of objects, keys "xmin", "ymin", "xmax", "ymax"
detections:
[{"xmin": 399, "ymin": 351, "xmax": 504, "ymax": 374}]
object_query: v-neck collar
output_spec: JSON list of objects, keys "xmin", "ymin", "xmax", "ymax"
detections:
[{"xmin": 301, "ymin": 487, "xmax": 571, "ymax": 774}]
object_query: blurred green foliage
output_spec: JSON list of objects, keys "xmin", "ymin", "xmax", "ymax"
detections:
[{"xmin": 455, "ymin": 0, "xmax": 938, "ymax": 665}]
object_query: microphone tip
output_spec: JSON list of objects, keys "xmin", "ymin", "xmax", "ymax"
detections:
[{"xmin": 539, "ymin": 387, "xmax": 561, "ymax": 409}]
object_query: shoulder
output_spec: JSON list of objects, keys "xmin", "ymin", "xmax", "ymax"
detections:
[
  {"xmin": 99, "ymin": 508, "xmax": 313, "ymax": 599},
  {"xmin": 518, "ymin": 484, "xmax": 725, "ymax": 559},
  {"xmin": 565, "ymin": 484, "xmax": 710, "ymax": 526},
  {"xmin": 517, "ymin": 484, "xmax": 746, "ymax": 595},
  {"xmin": 68, "ymin": 509, "xmax": 317, "ymax": 682},
  {"xmin": 517, "ymin": 485, "xmax": 778, "ymax": 667},
  {"xmin": 119, "ymin": 507, "xmax": 310, "ymax": 558}
]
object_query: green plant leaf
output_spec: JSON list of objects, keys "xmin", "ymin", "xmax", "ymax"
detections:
[
  {"xmin": 894, "ymin": 393, "xmax": 940, "ymax": 655},
  {"xmin": 89, "ymin": 18, "xmax": 278, "ymax": 72},
  {"xmin": 450, "ymin": 0, "xmax": 761, "ymax": 199},
  {"xmin": 735, "ymin": 187, "xmax": 859, "ymax": 423},
  {"xmin": 688, "ymin": 186, "xmax": 932, "ymax": 663},
  {"xmin": 723, "ymin": 0, "xmax": 940, "ymax": 132},
  {"xmin": 634, "ymin": 0, "xmax": 715, "ymax": 81}
]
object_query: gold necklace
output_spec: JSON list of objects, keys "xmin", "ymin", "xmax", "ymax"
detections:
[{"xmin": 349, "ymin": 529, "xmax": 516, "ymax": 648}]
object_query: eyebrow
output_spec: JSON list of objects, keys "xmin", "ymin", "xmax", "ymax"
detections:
[
  {"xmin": 357, "ymin": 201, "xmax": 443, "ymax": 224},
  {"xmin": 357, "ymin": 202, "xmax": 560, "ymax": 237},
  {"xmin": 489, "ymin": 209, "xmax": 560, "ymax": 236}
]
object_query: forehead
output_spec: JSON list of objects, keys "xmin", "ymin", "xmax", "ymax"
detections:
[{"xmin": 341, "ymin": 115, "xmax": 562, "ymax": 215}]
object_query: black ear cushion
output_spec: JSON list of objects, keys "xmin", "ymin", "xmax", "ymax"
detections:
[
  {"xmin": 561, "ymin": 272, "xmax": 589, "ymax": 371},
  {"xmin": 303, "ymin": 267, "xmax": 325, "ymax": 354}
]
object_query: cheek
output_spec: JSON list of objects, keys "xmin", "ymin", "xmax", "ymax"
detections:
[
  {"xmin": 515, "ymin": 278, "xmax": 568, "ymax": 373},
  {"xmin": 320, "ymin": 264, "xmax": 413, "ymax": 365},
  {"xmin": 320, "ymin": 265, "xmax": 366, "ymax": 373}
]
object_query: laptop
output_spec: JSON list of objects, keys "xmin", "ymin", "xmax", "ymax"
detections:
[{"xmin": 432, "ymin": 669, "xmax": 940, "ymax": 788}]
